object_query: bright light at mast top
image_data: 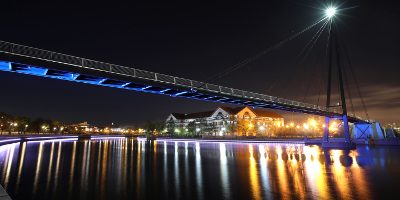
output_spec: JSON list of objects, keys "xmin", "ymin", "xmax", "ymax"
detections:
[{"xmin": 327, "ymin": 8, "xmax": 336, "ymax": 17}]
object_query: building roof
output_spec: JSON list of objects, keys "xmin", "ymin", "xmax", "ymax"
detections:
[
  {"xmin": 170, "ymin": 106, "xmax": 283, "ymax": 119},
  {"xmin": 219, "ymin": 107, "xmax": 235, "ymax": 115},
  {"xmin": 171, "ymin": 111, "xmax": 214, "ymax": 120},
  {"xmin": 252, "ymin": 110, "xmax": 284, "ymax": 118},
  {"xmin": 232, "ymin": 107, "xmax": 246, "ymax": 114}
]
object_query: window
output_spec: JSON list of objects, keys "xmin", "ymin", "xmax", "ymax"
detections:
[{"xmin": 217, "ymin": 112, "xmax": 223, "ymax": 119}]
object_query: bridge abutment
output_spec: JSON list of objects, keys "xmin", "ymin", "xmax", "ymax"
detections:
[{"xmin": 353, "ymin": 122, "xmax": 384, "ymax": 139}]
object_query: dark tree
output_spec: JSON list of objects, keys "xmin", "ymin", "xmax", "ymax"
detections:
[
  {"xmin": 15, "ymin": 116, "xmax": 30, "ymax": 134},
  {"xmin": 187, "ymin": 121, "xmax": 196, "ymax": 137},
  {"xmin": 166, "ymin": 119, "xmax": 177, "ymax": 134},
  {"xmin": 31, "ymin": 117, "xmax": 44, "ymax": 134},
  {"xmin": 144, "ymin": 120, "xmax": 155, "ymax": 135},
  {"xmin": 154, "ymin": 121, "xmax": 166, "ymax": 134}
]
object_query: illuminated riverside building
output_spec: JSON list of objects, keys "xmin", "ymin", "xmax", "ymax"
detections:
[
  {"xmin": 62, "ymin": 121, "xmax": 99, "ymax": 133},
  {"xmin": 166, "ymin": 106, "xmax": 284, "ymax": 136}
]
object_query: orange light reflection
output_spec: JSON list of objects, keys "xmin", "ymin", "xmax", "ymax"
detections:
[{"xmin": 249, "ymin": 145, "xmax": 262, "ymax": 200}]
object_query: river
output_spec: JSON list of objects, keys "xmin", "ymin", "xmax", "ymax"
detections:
[{"xmin": 0, "ymin": 138, "xmax": 399, "ymax": 199}]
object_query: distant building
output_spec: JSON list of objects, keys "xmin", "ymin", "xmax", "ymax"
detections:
[
  {"xmin": 62, "ymin": 121, "xmax": 99, "ymax": 133},
  {"xmin": 166, "ymin": 106, "xmax": 284, "ymax": 136}
]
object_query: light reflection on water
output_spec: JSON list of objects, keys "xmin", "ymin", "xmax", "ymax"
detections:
[
  {"xmin": 220, "ymin": 143, "xmax": 230, "ymax": 199},
  {"xmin": 0, "ymin": 139, "xmax": 399, "ymax": 199}
]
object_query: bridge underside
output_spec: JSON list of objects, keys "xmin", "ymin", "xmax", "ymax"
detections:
[{"xmin": 0, "ymin": 52, "xmax": 368, "ymax": 123}]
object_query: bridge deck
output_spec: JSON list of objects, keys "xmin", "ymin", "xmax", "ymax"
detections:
[{"xmin": 0, "ymin": 40, "xmax": 371, "ymax": 123}]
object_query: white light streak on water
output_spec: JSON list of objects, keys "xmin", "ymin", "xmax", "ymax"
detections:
[
  {"xmin": 53, "ymin": 141, "xmax": 63, "ymax": 197},
  {"xmin": 185, "ymin": 141, "xmax": 190, "ymax": 199},
  {"xmin": 196, "ymin": 142, "xmax": 203, "ymax": 200},
  {"xmin": 68, "ymin": 141, "xmax": 76, "ymax": 198},
  {"xmin": 4, "ymin": 143, "xmax": 15, "ymax": 190},
  {"xmin": 174, "ymin": 141, "xmax": 180, "ymax": 199},
  {"xmin": 33, "ymin": 142, "xmax": 44, "ymax": 197},
  {"xmin": 164, "ymin": 140, "xmax": 169, "ymax": 197},
  {"xmin": 220, "ymin": 143, "xmax": 230, "ymax": 199},
  {"xmin": 259, "ymin": 144, "xmax": 273, "ymax": 199},
  {"xmin": 15, "ymin": 142, "xmax": 26, "ymax": 193},
  {"xmin": 45, "ymin": 142, "xmax": 55, "ymax": 195}
]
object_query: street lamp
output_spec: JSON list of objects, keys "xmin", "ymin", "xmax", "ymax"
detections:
[{"xmin": 327, "ymin": 8, "xmax": 336, "ymax": 18}]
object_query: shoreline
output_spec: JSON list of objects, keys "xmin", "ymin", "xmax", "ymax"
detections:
[{"xmin": 0, "ymin": 134, "xmax": 399, "ymax": 146}]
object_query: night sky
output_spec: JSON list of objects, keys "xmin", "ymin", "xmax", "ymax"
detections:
[{"xmin": 1, "ymin": 0, "xmax": 398, "ymax": 127}]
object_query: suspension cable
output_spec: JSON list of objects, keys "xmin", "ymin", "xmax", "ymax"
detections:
[
  {"xmin": 203, "ymin": 17, "xmax": 329, "ymax": 84},
  {"xmin": 276, "ymin": 19, "xmax": 330, "ymax": 99},
  {"xmin": 337, "ymin": 28, "xmax": 370, "ymax": 119},
  {"xmin": 303, "ymin": 25, "xmax": 329, "ymax": 102},
  {"xmin": 317, "ymin": 19, "xmax": 332, "ymax": 107},
  {"xmin": 338, "ymin": 39, "xmax": 355, "ymax": 116},
  {"xmin": 337, "ymin": 67, "xmax": 341, "ymax": 106},
  {"xmin": 266, "ymin": 18, "xmax": 330, "ymax": 94}
]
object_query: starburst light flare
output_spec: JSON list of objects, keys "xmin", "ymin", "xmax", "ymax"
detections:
[{"xmin": 327, "ymin": 8, "xmax": 336, "ymax": 17}]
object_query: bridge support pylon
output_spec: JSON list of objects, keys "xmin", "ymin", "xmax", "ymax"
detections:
[
  {"xmin": 321, "ymin": 18, "xmax": 355, "ymax": 149},
  {"xmin": 322, "ymin": 115, "xmax": 355, "ymax": 148},
  {"xmin": 323, "ymin": 117, "xmax": 330, "ymax": 143},
  {"xmin": 323, "ymin": 116, "xmax": 350, "ymax": 143},
  {"xmin": 343, "ymin": 115, "xmax": 350, "ymax": 143}
]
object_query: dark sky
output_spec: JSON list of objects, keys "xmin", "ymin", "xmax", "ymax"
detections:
[{"xmin": 1, "ymin": 0, "xmax": 399, "ymax": 126}]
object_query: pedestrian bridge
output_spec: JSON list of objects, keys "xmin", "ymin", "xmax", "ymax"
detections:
[{"xmin": 0, "ymin": 40, "xmax": 371, "ymax": 123}]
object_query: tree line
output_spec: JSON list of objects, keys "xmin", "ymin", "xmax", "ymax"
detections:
[{"xmin": 0, "ymin": 111, "xmax": 60, "ymax": 134}]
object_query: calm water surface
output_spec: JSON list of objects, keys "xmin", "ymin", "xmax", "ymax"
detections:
[{"xmin": 0, "ymin": 138, "xmax": 399, "ymax": 200}]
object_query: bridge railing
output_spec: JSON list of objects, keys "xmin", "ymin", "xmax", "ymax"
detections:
[{"xmin": 0, "ymin": 40, "xmax": 369, "ymax": 122}]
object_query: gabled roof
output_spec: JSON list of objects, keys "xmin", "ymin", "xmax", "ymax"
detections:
[
  {"xmin": 219, "ymin": 107, "xmax": 235, "ymax": 115},
  {"xmin": 252, "ymin": 109, "xmax": 284, "ymax": 118},
  {"xmin": 170, "ymin": 106, "xmax": 283, "ymax": 120},
  {"xmin": 171, "ymin": 111, "xmax": 214, "ymax": 120},
  {"xmin": 170, "ymin": 113, "xmax": 185, "ymax": 119},
  {"xmin": 215, "ymin": 106, "xmax": 246, "ymax": 115},
  {"xmin": 232, "ymin": 106, "xmax": 246, "ymax": 114}
]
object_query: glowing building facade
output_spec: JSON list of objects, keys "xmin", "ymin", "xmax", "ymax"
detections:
[{"xmin": 166, "ymin": 106, "xmax": 284, "ymax": 136}]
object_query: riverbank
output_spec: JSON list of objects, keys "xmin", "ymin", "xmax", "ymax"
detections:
[
  {"xmin": 0, "ymin": 134, "xmax": 142, "ymax": 145},
  {"xmin": 1, "ymin": 134, "xmax": 399, "ymax": 146}
]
